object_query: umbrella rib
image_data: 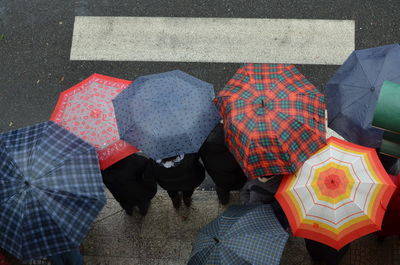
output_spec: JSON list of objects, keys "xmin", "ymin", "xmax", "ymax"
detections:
[
  {"xmin": 33, "ymin": 187, "xmax": 103, "ymax": 241},
  {"xmin": 355, "ymin": 55, "xmax": 374, "ymax": 88},
  {"xmin": 371, "ymin": 51, "xmax": 390, "ymax": 87},
  {"xmin": 166, "ymin": 104, "xmax": 194, "ymax": 151},
  {"xmin": 0, "ymin": 144, "xmax": 26, "ymax": 181},
  {"xmin": 11, "ymin": 193, "xmax": 26, "ymax": 259},
  {"xmin": 332, "ymin": 89, "xmax": 373, "ymax": 125},
  {"xmin": 1, "ymin": 191, "xmax": 23, "ymax": 207},
  {"xmin": 30, "ymin": 149, "xmax": 86, "ymax": 184},
  {"xmin": 220, "ymin": 244, "xmax": 253, "ymax": 265},
  {"xmin": 21, "ymin": 193, "xmax": 75, "ymax": 259},
  {"xmin": 26, "ymin": 127, "xmax": 47, "ymax": 179},
  {"xmin": 331, "ymin": 83, "xmax": 370, "ymax": 90},
  {"xmin": 89, "ymin": 124, "xmax": 119, "ymax": 149}
]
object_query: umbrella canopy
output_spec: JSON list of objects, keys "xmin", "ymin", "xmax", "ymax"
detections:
[
  {"xmin": 326, "ymin": 43, "xmax": 400, "ymax": 148},
  {"xmin": 214, "ymin": 63, "xmax": 326, "ymax": 179},
  {"xmin": 112, "ymin": 70, "xmax": 221, "ymax": 160},
  {"xmin": 0, "ymin": 121, "xmax": 106, "ymax": 260},
  {"xmin": 188, "ymin": 204, "xmax": 288, "ymax": 265},
  {"xmin": 51, "ymin": 73, "xmax": 139, "ymax": 170},
  {"xmin": 275, "ymin": 137, "xmax": 396, "ymax": 250}
]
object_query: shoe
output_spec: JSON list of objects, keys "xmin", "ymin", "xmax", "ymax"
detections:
[
  {"xmin": 183, "ymin": 195, "xmax": 192, "ymax": 207},
  {"xmin": 120, "ymin": 202, "xmax": 134, "ymax": 216},
  {"xmin": 171, "ymin": 193, "xmax": 182, "ymax": 209},
  {"xmin": 138, "ymin": 201, "xmax": 150, "ymax": 216},
  {"xmin": 216, "ymin": 187, "xmax": 230, "ymax": 205}
]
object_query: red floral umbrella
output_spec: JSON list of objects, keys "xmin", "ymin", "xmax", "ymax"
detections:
[
  {"xmin": 51, "ymin": 74, "xmax": 139, "ymax": 169},
  {"xmin": 214, "ymin": 63, "xmax": 326, "ymax": 179}
]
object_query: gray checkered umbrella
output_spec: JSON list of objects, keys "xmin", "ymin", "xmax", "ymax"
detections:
[
  {"xmin": 112, "ymin": 70, "xmax": 221, "ymax": 160},
  {"xmin": 0, "ymin": 121, "xmax": 106, "ymax": 261},
  {"xmin": 188, "ymin": 204, "xmax": 289, "ymax": 265}
]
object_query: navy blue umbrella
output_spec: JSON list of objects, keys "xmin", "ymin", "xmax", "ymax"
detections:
[
  {"xmin": 326, "ymin": 43, "xmax": 400, "ymax": 148},
  {"xmin": 188, "ymin": 204, "xmax": 289, "ymax": 265},
  {"xmin": 112, "ymin": 70, "xmax": 221, "ymax": 160},
  {"xmin": 0, "ymin": 121, "xmax": 106, "ymax": 261}
]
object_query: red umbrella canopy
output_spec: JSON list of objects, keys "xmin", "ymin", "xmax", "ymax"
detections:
[
  {"xmin": 214, "ymin": 64, "xmax": 326, "ymax": 179},
  {"xmin": 51, "ymin": 74, "xmax": 139, "ymax": 170}
]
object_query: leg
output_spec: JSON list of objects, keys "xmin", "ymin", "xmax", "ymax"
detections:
[
  {"xmin": 182, "ymin": 189, "xmax": 194, "ymax": 207},
  {"xmin": 137, "ymin": 200, "xmax": 151, "ymax": 216},
  {"xmin": 167, "ymin": 190, "xmax": 181, "ymax": 209},
  {"xmin": 216, "ymin": 186, "xmax": 230, "ymax": 205},
  {"xmin": 119, "ymin": 202, "xmax": 134, "ymax": 216}
]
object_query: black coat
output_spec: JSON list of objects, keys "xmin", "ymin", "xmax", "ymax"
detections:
[
  {"xmin": 101, "ymin": 154, "xmax": 157, "ymax": 206},
  {"xmin": 199, "ymin": 123, "xmax": 247, "ymax": 191},
  {"xmin": 304, "ymin": 239, "xmax": 350, "ymax": 265},
  {"xmin": 144, "ymin": 153, "xmax": 205, "ymax": 192}
]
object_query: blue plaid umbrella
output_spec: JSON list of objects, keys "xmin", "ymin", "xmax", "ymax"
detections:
[
  {"xmin": 326, "ymin": 43, "xmax": 400, "ymax": 148},
  {"xmin": 112, "ymin": 70, "xmax": 221, "ymax": 160},
  {"xmin": 188, "ymin": 204, "xmax": 289, "ymax": 265},
  {"xmin": 0, "ymin": 121, "xmax": 106, "ymax": 261}
]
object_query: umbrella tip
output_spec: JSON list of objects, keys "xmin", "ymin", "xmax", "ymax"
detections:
[{"xmin": 213, "ymin": 237, "xmax": 220, "ymax": 243}]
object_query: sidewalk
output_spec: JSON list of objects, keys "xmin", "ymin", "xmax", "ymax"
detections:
[{"xmin": 83, "ymin": 190, "xmax": 400, "ymax": 265}]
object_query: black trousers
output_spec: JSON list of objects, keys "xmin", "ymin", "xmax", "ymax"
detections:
[
  {"xmin": 167, "ymin": 189, "xmax": 194, "ymax": 198},
  {"xmin": 304, "ymin": 239, "xmax": 350, "ymax": 265}
]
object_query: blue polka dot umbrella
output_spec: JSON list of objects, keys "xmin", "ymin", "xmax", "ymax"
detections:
[
  {"xmin": 0, "ymin": 121, "xmax": 106, "ymax": 261},
  {"xmin": 112, "ymin": 70, "xmax": 221, "ymax": 160}
]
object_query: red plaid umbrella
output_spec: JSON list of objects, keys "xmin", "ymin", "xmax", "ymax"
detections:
[
  {"xmin": 214, "ymin": 64, "xmax": 326, "ymax": 179},
  {"xmin": 51, "ymin": 74, "xmax": 139, "ymax": 170}
]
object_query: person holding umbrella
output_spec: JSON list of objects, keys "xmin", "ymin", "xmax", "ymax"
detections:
[
  {"xmin": 0, "ymin": 121, "xmax": 106, "ymax": 263},
  {"xmin": 112, "ymin": 70, "xmax": 219, "ymax": 209},
  {"xmin": 303, "ymin": 239, "xmax": 350, "ymax": 265},
  {"xmin": 199, "ymin": 123, "xmax": 247, "ymax": 205},
  {"xmin": 326, "ymin": 43, "xmax": 400, "ymax": 148},
  {"xmin": 239, "ymin": 174, "xmax": 288, "ymax": 230},
  {"xmin": 276, "ymin": 137, "xmax": 396, "ymax": 264},
  {"xmin": 240, "ymin": 174, "xmax": 283, "ymax": 205},
  {"xmin": 213, "ymin": 63, "xmax": 326, "ymax": 180},
  {"xmin": 101, "ymin": 153, "xmax": 157, "ymax": 216},
  {"xmin": 144, "ymin": 153, "xmax": 205, "ymax": 209},
  {"xmin": 188, "ymin": 204, "xmax": 289, "ymax": 265},
  {"xmin": 377, "ymin": 159, "xmax": 400, "ymax": 240}
]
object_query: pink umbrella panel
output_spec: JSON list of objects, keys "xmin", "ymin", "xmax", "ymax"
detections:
[{"xmin": 51, "ymin": 73, "xmax": 139, "ymax": 169}]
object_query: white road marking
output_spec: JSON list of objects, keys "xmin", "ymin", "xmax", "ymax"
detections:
[{"xmin": 70, "ymin": 16, "xmax": 354, "ymax": 65}]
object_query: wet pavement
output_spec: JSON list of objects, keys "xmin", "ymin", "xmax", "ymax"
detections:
[{"xmin": 82, "ymin": 190, "xmax": 400, "ymax": 265}]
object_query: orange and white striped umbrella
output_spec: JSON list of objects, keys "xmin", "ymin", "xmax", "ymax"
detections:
[{"xmin": 275, "ymin": 137, "xmax": 396, "ymax": 250}]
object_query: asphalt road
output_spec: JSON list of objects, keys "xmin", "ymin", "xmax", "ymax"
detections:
[{"xmin": 1, "ymin": 0, "xmax": 399, "ymax": 189}]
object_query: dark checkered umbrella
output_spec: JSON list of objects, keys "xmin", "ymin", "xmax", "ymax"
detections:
[
  {"xmin": 112, "ymin": 70, "xmax": 221, "ymax": 160},
  {"xmin": 214, "ymin": 64, "xmax": 326, "ymax": 179},
  {"xmin": 188, "ymin": 204, "xmax": 289, "ymax": 265},
  {"xmin": 0, "ymin": 121, "xmax": 106, "ymax": 261}
]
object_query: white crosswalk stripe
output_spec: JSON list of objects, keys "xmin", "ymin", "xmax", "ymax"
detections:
[{"xmin": 70, "ymin": 16, "xmax": 355, "ymax": 65}]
